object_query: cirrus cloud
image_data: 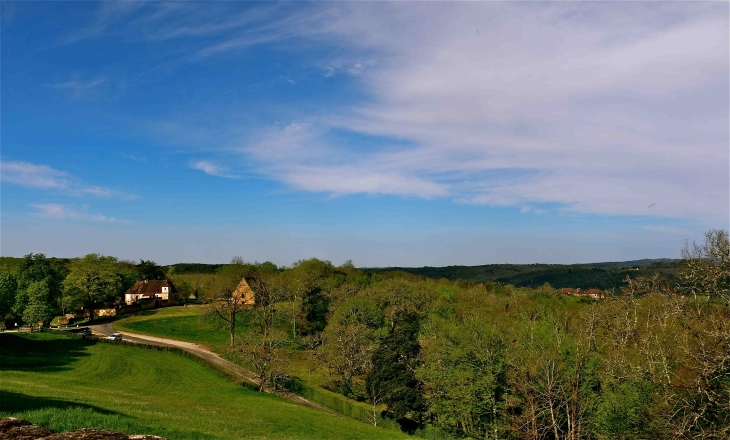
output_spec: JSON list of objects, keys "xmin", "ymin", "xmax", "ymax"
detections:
[
  {"xmin": 84, "ymin": 2, "xmax": 728, "ymax": 225},
  {"xmin": 1, "ymin": 160, "xmax": 135, "ymax": 199},
  {"xmin": 29, "ymin": 204, "xmax": 131, "ymax": 224},
  {"xmin": 190, "ymin": 160, "xmax": 239, "ymax": 179}
]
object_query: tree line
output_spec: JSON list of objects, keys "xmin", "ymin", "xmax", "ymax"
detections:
[
  {"xmin": 202, "ymin": 230, "xmax": 728, "ymax": 439},
  {"xmin": 0, "ymin": 255, "xmax": 168, "ymax": 327}
]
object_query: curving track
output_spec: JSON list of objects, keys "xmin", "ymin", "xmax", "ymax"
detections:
[{"xmin": 86, "ymin": 321, "xmax": 336, "ymax": 416}]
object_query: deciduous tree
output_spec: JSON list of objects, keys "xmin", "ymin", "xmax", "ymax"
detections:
[
  {"xmin": 366, "ymin": 323, "xmax": 424, "ymax": 427},
  {"xmin": 206, "ymin": 262, "xmax": 253, "ymax": 347},
  {"xmin": 63, "ymin": 254, "xmax": 123, "ymax": 320},
  {"xmin": 680, "ymin": 229, "xmax": 730, "ymax": 305},
  {"xmin": 0, "ymin": 272, "xmax": 18, "ymax": 325},
  {"xmin": 13, "ymin": 254, "xmax": 64, "ymax": 320},
  {"xmin": 22, "ymin": 279, "xmax": 54, "ymax": 326}
]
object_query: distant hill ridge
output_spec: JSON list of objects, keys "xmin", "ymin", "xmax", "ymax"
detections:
[
  {"xmin": 366, "ymin": 259, "xmax": 681, "ymax": 290},
  {"xmin": 0, "ymin": 256, "xmax": 681, "ymax": 291}
]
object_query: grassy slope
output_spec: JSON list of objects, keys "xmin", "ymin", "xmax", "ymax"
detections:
[
  {"xmin": 114, "ymin": 307, "xmax": 326, "ymax": 385},
  {"xmin": 0, "ymin": 332, "xmax": 405, "ymax": 439},
  {"xmin": 114, "ymin": 307, "xmax": 383, "ymax": 422},
  {"xmin": 114, "ymin": 307, "xmax": 234, "ymax": 351}
]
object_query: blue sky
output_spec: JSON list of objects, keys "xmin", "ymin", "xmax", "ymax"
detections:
[{"xmin": 1, "ymin": 2, "xmax": 728, "ymax": 266}]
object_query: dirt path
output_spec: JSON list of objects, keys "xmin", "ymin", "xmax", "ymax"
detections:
[{"xmin": 86, "ymin": 322, "xmax": 337, "ymax": 416}]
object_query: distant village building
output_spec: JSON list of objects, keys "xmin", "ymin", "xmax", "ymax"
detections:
[
  {"xmin": 124, "ymin": 280, "xmax": 179, "ymax": 305},
  {"xmin": 561, "ymin": 287, "xmax": 603, "ymax": 299}
]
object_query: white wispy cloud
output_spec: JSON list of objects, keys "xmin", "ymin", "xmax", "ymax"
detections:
[
  {"xmin": 64, "ymin": 1, "xmax": 147, "ymax": 43},
  {"xmin": 240, "ymin": 3, "xmax": 727, "ymax": 224},
  {"xmin": 190, "ymin": 160, "xmax": 239, "ymax": 179},
  {"xmin": 0, "ymin": 161, "xmax": 69, "ymax": 189},
  {"xmin": 70, "ymin": 2, "xmax": 333, "ymax": 61},
  {"xmin": 322, "ymin": 58, "xmax": 373, "ymax": 77},
  {"xmin": 77, "ymin": 3, "xmax": 727, "ymax": 224},
  {"xmin": 244, "ymin": 122, "xmax": 447, "ymax": 198},
  {"xmin": 1, "ymin": 160, "xmax": 134, "ymax": 199},
  {"xmin": 49, "ymin": 77, "xmax": 107, "ymax": 99},
  {"xmin": 29, "ymin": 204, "xmax": 131, "ymax": 224}
]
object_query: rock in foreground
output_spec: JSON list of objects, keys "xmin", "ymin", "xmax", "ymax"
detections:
[{"xmin": 0, "ymin": 418, "xmax": 167, "ymax": 440}]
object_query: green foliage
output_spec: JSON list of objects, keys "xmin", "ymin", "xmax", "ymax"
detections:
[
  {"xmin": 288, "ymin": 378, "xmax": 399, "ymax": 430},
  {"xmin": 318, "ymin": 321, "xmax": 376, "ymax": 396},
  {"xmin": 63, "ymin": 254, "xmax": 123, "ymax": 317},
  {"xmin": 680, "ymin": 229, "xmax": 730, "ymax": 304},
  {"xmin": 115, "ymin": 261, "xmax": 139, "ymax": 293},
  {"xmin": 163, "ymin": 262, "xmax": 226, "ymax": 274},
  {"xmin": 14, "ymin": 254, "xmax": 65, "ymax": 320},
  {"xmin": 0, "ymin": 257, "xmax": 23, "ymax": 274},
  {"xmin": 21, "ymin": 280, "xmax": 54, "ymax": 325},
  {"xmin": 371, "ymin": 260, "xmax": 682, "ymax": 290},
  {"xmin": 432, "ymin": 286, "xmax": 457, "ymax": 318},
  {"xmin": 418, "ymin": 315, "xmax": 505, "ymax": 438},
  {"xmin": 366, "ymin": 323, "xmax": 424, "ymax": 424},
  {"xmin": 592, "ymin": 380, "xmax": 656, "ymax": 439},
  {"xmin": 289, "ymin": 258, "xmax": 337, "ymax": 334},
  {"xmin": 332, "ymin": 297, "xmax": 384, "ymax": 330},
  {"xmin": 0, "ymin": 272, "xmax": 18, "ymax": 322},
  {"xmin": 135, "ymin": 260, "xmax": 166, "ymax": 280},
  {"xmin": 367, "ymin": 278, "xmax": 435, "ymax": 329}
]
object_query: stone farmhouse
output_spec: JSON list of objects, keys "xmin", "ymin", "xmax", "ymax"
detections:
[
  {"xmin": 232, "ymin": 278, "xmax": 256, "ymax": 307},
  {"xmin": 124, "ymin": 280, "xmax": 179, "ymax": 306}
]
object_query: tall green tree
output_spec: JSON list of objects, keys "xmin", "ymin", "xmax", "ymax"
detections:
[
  {"xmin": 136, "ymin": 260, "xmax": 167, "ymax": 281},
  {"xmin": 418, "ymin": 314, "xmax": 506, "ymax": 439},
  {"xmin": 12, "ymin": 254, "xmax": 67, "ymax": 317},
  {"xmin": 316, "ymin": 297, "xmax": 383, "ymax": 396},
  {"xmin": 369, "ymin": 278, "xmax": 433, "ymax": 330},
  {"xmin": 13, "ymin": 254, "xmax": 64, "ymax": 320},
  {"xmin": 288, "ymin": 258, "xmax": 336, "ymax": 334},
  {"xmin": 64, "ymin": 254, "xmax": 123, "ymax": 320},
  {"xmin": 0, "ymin": 272, "xmax": 18, "ymax": 325},
  {"xmin": 22, "ymin": 279, "xmax": 54, "ymax": 326},
  {"xmin": 680, "ymin": 229, "xmax": 730, "ymax": 304},
  {"xmin": 366, "ymin": 323, "xmax": 424, "ymax": 427},
  {"xmin": 116, "ymin": 260, "xmax": 140, "ymax": 293}
]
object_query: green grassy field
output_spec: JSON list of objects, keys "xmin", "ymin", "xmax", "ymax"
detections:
[
  {"xmin": 116, "ymin": 307, "xmax": 330, "ymax": 386},
  {"xmin": 0, "ymin": 332, "xmax": 407, "ymax": 439},
  {"xmin": 114, "ymin": 307, "xmax": 392, "ymax": 425},
  {"xmin": 114, "ymin": 306, "xmax": 236, "ymax": 351}
]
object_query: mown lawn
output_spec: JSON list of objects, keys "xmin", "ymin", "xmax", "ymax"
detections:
[
  {"xmin": 114, "ymin": 306, "xmax": 235, "ymax": 351},
  {"xmin": 115, "ymin": 308, "xmax": 336, "ymax": 386},
  {"xmin": 114, "ymin": 307, "xmax": 387, "ymax": 425},
  {"xmin": 0, "ymin": 332, "xmax": 407, "ymax": 439}
]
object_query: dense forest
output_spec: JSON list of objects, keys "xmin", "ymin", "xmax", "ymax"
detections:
[
  {"xmin": 368, "ymin": 259, "xmax": 682, "ymax": 290},
  {"xmin": 1, "ymin": 230, "xmax": 728, "ymax": 439}
]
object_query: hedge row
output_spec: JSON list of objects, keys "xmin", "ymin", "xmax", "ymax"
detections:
[{"xmin": 280, "ymin": 377, "xmax": 399, "ymax": 430}]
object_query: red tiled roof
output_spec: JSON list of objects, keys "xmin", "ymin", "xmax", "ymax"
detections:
[{"xmin": 124, "ymin": 280, "xmax": 178, "ymax": 296}]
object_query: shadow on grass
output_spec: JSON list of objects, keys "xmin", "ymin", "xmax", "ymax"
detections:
[
  {"xmin": 0, "ymin": 390, "xmax": 123, "ymax": 416},
  {"xmin": 0, "ymin": 333, "xmax": 91, "ymax": 372},
  {"xmin": 125, "ymin": 309, "xmax": 160, "ymax": 317}
]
